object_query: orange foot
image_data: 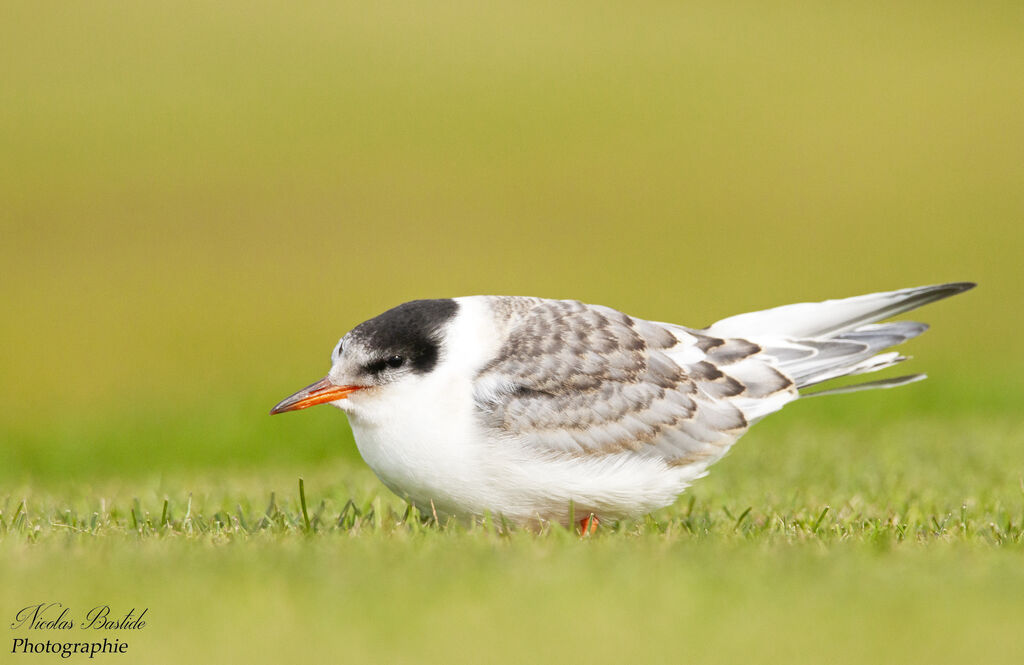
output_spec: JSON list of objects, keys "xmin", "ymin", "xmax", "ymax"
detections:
[{"xmin": 579, "ymin": 514, "xmax": 599, "ymax": 537}]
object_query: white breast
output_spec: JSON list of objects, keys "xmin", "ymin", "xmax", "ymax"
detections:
[{"xmin": 337, "ymin": 297, "xmax": 505, "ymax": 518}]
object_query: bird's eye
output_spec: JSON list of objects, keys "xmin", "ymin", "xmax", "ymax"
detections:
[{"xmin": 365, "ymin": 355, "xmax": 405, "ymax": 374}]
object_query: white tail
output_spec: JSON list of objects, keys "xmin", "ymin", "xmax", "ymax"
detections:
[{"xmin": 706, "ymin": 282, "xmax": 975, "ymax": 393}]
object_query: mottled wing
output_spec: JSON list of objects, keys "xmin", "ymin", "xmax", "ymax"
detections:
[{"xmin": 473, "ymin": 298, "xmax": 797, "ymax": 470}]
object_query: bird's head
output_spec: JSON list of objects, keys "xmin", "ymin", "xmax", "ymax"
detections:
[{"xmin": 270, "ymin": 299, "xmax": 459, "ymax": 415}]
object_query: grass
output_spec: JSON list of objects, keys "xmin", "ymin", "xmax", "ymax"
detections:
[
  {"xmin": 5, "ymin": 468, "xmax": 1022, "ymax": 547},
  {"xmin": 4, "ymin": 411, "xmax": 1023, "ymax": 664}
]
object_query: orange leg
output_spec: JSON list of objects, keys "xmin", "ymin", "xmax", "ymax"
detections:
[{"xmin": 579, "ymin": 514, "xmax": 599, "ymax": 536}]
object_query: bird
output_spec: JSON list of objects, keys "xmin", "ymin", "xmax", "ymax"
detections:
[{"xmin": 271, "ymin": 282, "xmax": 974, "ymax": 530}]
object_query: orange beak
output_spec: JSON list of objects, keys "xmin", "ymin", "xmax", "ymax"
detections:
[{"xmin": 269, "ymin": 377, "xmax": 364, "ymax": 415}]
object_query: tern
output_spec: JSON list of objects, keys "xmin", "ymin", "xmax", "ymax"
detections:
[{"xmin": 271, "ymin": 282, "xmax": 974, "ymax": 530}]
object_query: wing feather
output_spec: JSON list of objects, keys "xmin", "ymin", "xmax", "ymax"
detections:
[{"xmin": 473, "ymin": 298, "xmax": 799, "ymax": 468}]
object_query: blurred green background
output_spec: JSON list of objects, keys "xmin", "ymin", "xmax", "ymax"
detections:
[
  {"xmin": 2, "ymin": 0, "xmax": 1021, "ymax": 482},
  {"xmin": 2, "ymin": 2, "xmax": 1023, "ymax": 663}
]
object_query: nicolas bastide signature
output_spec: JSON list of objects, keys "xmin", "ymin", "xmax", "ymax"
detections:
[{"xmin": 10, "ymin": 603, "xmax": 147, "ymax": 659}]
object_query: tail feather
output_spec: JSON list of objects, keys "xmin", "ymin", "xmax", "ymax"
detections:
[
  {"xmin": 706, "ymin": 282, "xmax": 974, "ymax": 394},
  {"xmin": 800, "ymin": 373, "xmax": 927, "ymax": 398},
  {"xmin": 789, "ymin": 351, "xmax": 907, "ymax": 389},
  {"xmin": 707, "ymin": 282, "xmax": 975, "ymax": 339},
  {"xmin": 837, "ymin": 321, "xmax": 929, "ymax": 349}
]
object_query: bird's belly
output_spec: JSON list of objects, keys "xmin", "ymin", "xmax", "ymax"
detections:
[
  {"xmin": 347, "ymin": 412, "xmax": 696, "ymax": 524},
  {"xmin": 474, "ymin": 450, "xmax": 700, "ymax": 525},
  {"xmin": 346, "ymin": 412, "xmax": 493, "ymax": 519}
]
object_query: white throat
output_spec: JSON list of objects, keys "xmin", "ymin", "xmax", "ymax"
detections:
[{"xmin": 330, "ymin": 297, "xmax": 502, "ymax": 515}]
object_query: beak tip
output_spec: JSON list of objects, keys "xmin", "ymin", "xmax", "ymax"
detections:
[{"xmin": 269, "ymin": 400, "xmax": 299, "ymax": 415}]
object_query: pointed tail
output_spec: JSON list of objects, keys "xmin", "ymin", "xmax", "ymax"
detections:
[{"xmin": 706, "ymin": 282, "xmax": 975, "ymax": 393}]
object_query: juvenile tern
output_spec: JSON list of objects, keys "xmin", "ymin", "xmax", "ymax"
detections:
[{"xmin": 271, "ymin": 283, "xmax": 974, "ymax": 528}]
